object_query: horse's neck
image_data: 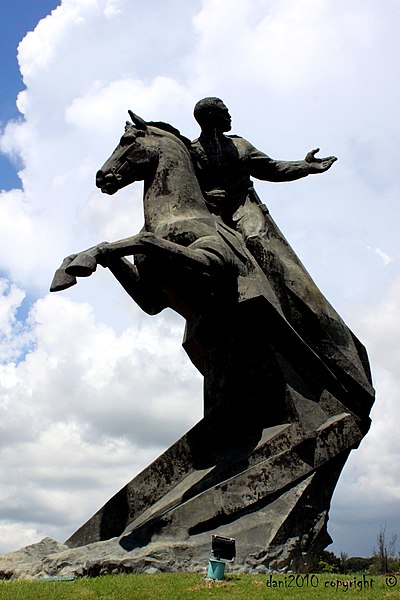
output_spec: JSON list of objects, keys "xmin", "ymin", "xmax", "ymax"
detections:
[
  {"xmin": 152, "ymin": 145, "xmax": 199, "ymax": 196},
  {"xmin": 144, "ymin": 142, "xmax": 211, "ymax": 232}
]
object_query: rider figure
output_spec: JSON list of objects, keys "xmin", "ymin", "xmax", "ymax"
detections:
[
  {"xmin": 189, "ymin": 98, "xmax": 364, "ymax": 390},
  {"xmin": 191, "ymin": 97, "xmax": 337, "ymax": 241}
]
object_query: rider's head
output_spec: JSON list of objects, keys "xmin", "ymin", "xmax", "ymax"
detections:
[{"xmin": 194, "ymin": 97, "xmax": 232, "ymax": 133}]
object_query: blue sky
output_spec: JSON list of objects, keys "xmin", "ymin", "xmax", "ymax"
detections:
[
  {"xmin": 0, "ymin": 0, "xmax": 399, "ymax": 561},
  {"xmin": 0, "ymin": 1, "xmax": 61, "ymax": 189}
]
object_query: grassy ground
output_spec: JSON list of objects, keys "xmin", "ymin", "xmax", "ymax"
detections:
[{"xmin": 0, "ymin": 572, "xmax": 399, "ymax": 599}]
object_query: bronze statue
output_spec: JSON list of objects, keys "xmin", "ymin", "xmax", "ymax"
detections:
[{"xmin": 50, "ymin": 102, "xmax": 374, "ymax": 573}]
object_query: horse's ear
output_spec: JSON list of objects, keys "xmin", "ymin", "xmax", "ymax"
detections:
[{"xmin": 128, "ymin": 110, "xmax": 147, "ymax": 130}]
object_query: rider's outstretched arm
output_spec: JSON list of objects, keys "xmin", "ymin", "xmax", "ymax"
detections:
[{"xmin": 245, "ymin": 141, "xmax": 337, "ymax": 183}]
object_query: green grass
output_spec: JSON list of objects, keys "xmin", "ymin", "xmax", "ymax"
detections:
[{"xmin": 0, "ymin": 573, "xmax": 399, "ymax": 599}]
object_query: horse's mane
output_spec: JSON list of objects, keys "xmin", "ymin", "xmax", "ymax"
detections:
[{"xmin": 147, "ymin": 121, "xmax": 192, "ymax": 150}]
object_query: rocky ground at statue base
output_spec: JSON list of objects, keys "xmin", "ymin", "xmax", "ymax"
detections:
[{"xmin": 0, "ymin": 536, "xmax": 285, "ymax": 580}]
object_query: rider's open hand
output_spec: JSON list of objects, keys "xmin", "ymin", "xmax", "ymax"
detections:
[{"xmin": 304, "ymin": 148, "xmax": 337, "ymax": 173}]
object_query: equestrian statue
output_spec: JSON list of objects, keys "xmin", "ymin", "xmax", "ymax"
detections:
[{"xmin": 50, "ymin": 98, "xmax": 374, "ymax": 572}]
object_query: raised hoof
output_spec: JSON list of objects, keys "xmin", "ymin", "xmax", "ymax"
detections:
[
  {"xmin": 65, "ymin": 253, "xmax": 97, "ymax": 277},
  {"xmin": 50, "ymin": 269, "xmax": 77, "ymax": 292}
]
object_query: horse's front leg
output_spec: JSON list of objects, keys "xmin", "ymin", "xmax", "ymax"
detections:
[
  {"xmin": 64, "ymin": 240, "xmax": 124, "ymax": 277},
  {"xmin": 64, "ymin": 233, "xmax": 156, "ymax": 277},
  {"xmin": 50, "ymin": 254, "xmax": 78, "ymax": 292},
  {"xmin": 92, "ymin": 231, "xmax": 222, "ymax": 271},
  {"xmin": 50, "ymin": 240, "xmax": 111, "ymax": 292}
]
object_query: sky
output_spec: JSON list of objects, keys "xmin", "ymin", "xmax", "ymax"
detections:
[{"xmin": 0, "ymin": 0, "xmax": 399, "ymax": 559}]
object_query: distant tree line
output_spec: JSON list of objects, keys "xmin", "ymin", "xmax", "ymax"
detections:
[{"xmin": 318, "ymin": 526, "xmax": 399, "ymax": 574}]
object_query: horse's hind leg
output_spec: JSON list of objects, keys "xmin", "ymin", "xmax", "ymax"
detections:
[{"xmin": 107, "ymin": 256, "xmax": 169, "ymax": 316}]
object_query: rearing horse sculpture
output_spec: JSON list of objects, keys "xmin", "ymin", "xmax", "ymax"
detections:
[
  {"xmin": 51, "ymin": 110, "xmax": 374, "ymax": 572},
  {"xmin": 51, "ymin": 111, "xmax": 251, "ymax": 319}
]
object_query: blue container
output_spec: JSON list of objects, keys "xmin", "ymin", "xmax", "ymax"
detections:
[{"xmin": 207, "ymin": 558, "xmax": 226, "ymax": 580}]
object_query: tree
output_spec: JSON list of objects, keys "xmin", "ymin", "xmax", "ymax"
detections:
[
  {"xmin": 372, "ymin": 524, "xmax": 397, "ymax": 574},
  {"xmin": 345, "ymin": 556, "xmax": 372, "ymax": 573},
  {"xmin": 339, "ymin": 551, "xmax": 348, "ymax": 573},
  {"xmin": 318, "ymin": 550, "xmax": 341, "ymax": 573}
]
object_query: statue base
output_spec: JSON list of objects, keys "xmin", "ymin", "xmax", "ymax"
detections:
[{"xmin": 0, "ymin": 295, "xmax": 372, "ymax": 579}]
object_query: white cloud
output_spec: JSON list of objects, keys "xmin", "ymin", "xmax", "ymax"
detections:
[
  {"xmin": 191, "ymin": 0, "xmax": 384, "ymax": 97},
  {"xmin": 0, "ymin": 279, "xmax": 31, "ymax": 363},
  {"xmin": 0, "ymin": 0, "xmax": 399, "ymax": 557},
  {"xmin": 0, "ymin": 285, "xmax": 202, "ymax": 553},
  {"xmin": 0, "ymin": 279, "xmax": 25, "ymax": 337}
]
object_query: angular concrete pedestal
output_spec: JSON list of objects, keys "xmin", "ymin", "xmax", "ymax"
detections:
[{"xmin": 63, "ymin": 292, "xmax": 373, "ymax": 573}]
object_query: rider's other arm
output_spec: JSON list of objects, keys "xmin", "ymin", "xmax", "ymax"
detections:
[{"xmin": 244, "ymin": 141, "xmax": 337, "ymax": 183}]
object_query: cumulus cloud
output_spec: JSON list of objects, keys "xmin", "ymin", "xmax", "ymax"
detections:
[
  {"xmin": 0, "ymin": 0, "xmax": 399, "ymax": 555},
  {"xmin": 0, "ymin": 282, "xmax": 202, "ymax": 553},
  {"xmin": 0, "ymin": 278, "xmax": 31, "ymax": 363},
  {"xmin": 193, "ymin": 0, "xmax": 379, "ymax": 92}
]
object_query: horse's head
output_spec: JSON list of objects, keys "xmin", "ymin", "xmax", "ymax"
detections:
[{"xmin": 96, "ymin": 111, "xmax": 157, "ymax": 195}]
